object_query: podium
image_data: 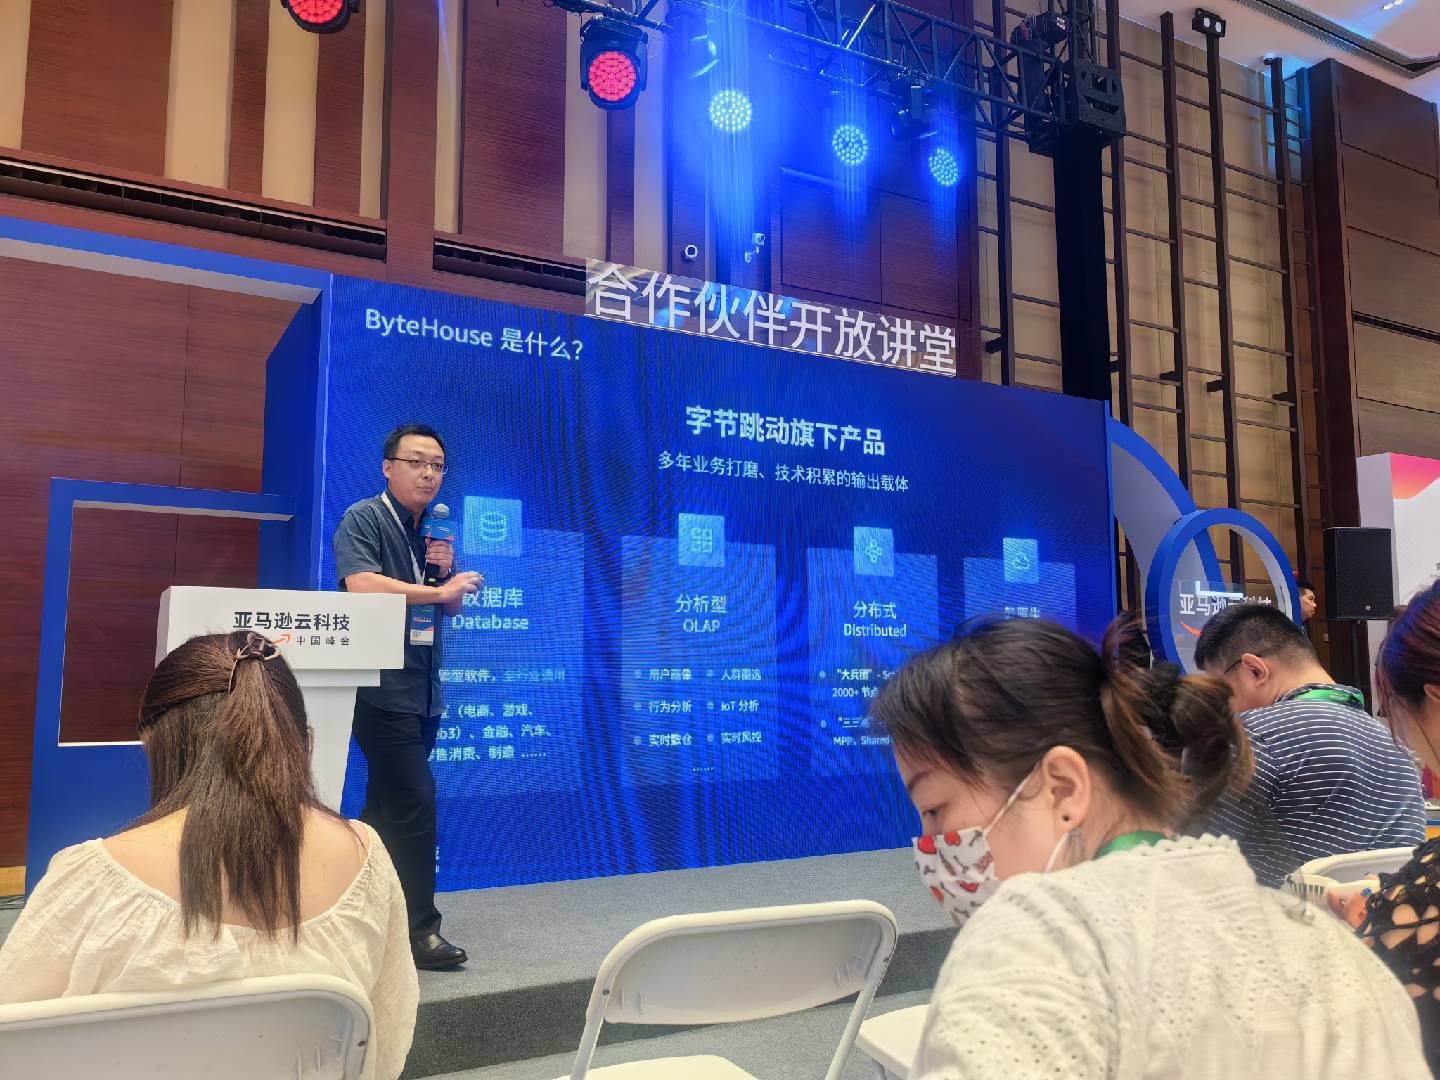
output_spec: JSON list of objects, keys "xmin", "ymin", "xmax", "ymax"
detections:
[{"xmin": 157, "ymin": 587, "xmax": 405, "ymax": 808}]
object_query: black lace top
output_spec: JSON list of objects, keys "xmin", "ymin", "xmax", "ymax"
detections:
[{"xmin": 1359, "ymin": 839, "xmax": 1440, "ymax": 1077}]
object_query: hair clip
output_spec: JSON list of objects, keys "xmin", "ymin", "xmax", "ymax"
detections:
[{"xmin": 228, "ymin": 632, "xmax": 282, "ymax": 691}]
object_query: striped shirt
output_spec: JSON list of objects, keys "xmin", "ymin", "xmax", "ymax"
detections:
[{"xmin": 1202, "ymin": 684, "xmax": 1426, "ymax": 888}]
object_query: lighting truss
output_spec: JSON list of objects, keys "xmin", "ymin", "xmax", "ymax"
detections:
[{"xmin": 549, "ymin": 0, "xmax": 1074, "ymax": 134}]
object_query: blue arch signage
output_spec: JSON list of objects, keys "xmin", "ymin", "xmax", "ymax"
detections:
[{"xmin": 1106, "ymin": 418, "xmax": 1302, "ymax": 671}]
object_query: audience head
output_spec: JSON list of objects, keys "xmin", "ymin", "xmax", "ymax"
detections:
[
  {"xmin": 1297, "ymin": 579, "xmax": 1317, "ymax": 623},
  {"xmin": 138, "ymin": 631, "xmax": 323, "ymax": 939},
  {"xmin": 1194, "ymin": 603, "xmax": 1326, "ymax": 713},
  {"xmin": 1378, "ymin": 580, "xmax": 1440, "ymax": 772},
  {"xmin": 871, "ymin": 615, "xmax": 1250, "ymax": 886}
]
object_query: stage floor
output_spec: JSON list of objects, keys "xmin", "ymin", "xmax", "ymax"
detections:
[
  {"xmin": 1, "ymin": 848, "xmax": 953, "ymax": 1078},
  {"xmin": 415, "ymin": 847, "xmax": 944, "ymax": 1002}
]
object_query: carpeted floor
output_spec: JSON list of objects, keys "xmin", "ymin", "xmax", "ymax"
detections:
[{"xmin": 429, "ymin": 990, "xmax": 929, "ymax": 1080}]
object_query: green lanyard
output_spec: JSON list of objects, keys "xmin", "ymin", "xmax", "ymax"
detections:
[
  {"xmin": 1095, "ymin": 830, "xmax": 1168, "ymax": 859},
  {"xmin": 1285, "ymin": 685, "xmax": 1366, "ymax": 709}
]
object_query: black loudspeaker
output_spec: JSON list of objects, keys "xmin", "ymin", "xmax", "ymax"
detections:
[{"xmin": 1323, "ymin": 527, "xmax": 1395, "ymax": 619}]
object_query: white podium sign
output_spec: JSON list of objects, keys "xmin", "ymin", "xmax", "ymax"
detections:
[{"xmin": 157, "ymin": 587, "xmax": 405, "ymax": 808}]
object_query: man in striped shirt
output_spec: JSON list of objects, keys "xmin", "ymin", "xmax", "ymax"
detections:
[{"xmin": 1194, "ymin": 603, "xmax": 1425, "ymax": 888}]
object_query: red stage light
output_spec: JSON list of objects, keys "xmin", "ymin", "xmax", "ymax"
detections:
[
  {"xmin": 587, "ymin": 51, "xmax": 639, "ymax": 104},
  {"xmin": 578, "ymin": 17, "xmax": 647, "ymax": 110},
  {"xmin": 291, "ymin": 0, "xmax": 343, "ymax": 22},
  {"xmin": 281, "ymin": 0, "xmax": 357, "ymax": 34}
]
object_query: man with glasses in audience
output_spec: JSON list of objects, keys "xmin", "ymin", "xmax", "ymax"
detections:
[
  {"xmin": 334, "ymin": 424, "xmax": 482, "ymax": 969},
  {"xmin": 1194, "ymin": 603, "xmax": 1425, "ymax": 887}
]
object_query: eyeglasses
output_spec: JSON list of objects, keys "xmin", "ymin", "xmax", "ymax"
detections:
[
  {"xmin": 387, "ymin": 457, "xmax": 447, "ymax": 475},
  {"xmin": 1222, "ymin": 654, "xmax": 1262, "ymax": 677}
]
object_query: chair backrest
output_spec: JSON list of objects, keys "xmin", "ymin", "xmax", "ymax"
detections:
[
  {"xmin": 1284, "ymin": 846, "xmax": 1415, "ymax": 903},
  {"xmin": 0, "ymin": 973, "xmax": 373, "ymax": 1079},
  {"xmin": 570, "ymin": 900, "xmax": 898, "ymax": 1080}
]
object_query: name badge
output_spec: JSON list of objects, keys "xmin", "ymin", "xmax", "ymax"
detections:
[{"xmin": 409, "ymin": 604, "xmax": 436, "ymax": 647}]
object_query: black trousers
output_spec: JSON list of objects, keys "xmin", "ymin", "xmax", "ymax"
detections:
[{"xmin": 352, "ymin": 699, "xmax": 442, "ymax": 938}]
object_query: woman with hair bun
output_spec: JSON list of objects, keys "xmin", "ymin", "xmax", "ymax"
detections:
[
  {"xmin": 872, "ymin": 615, "xmax": 1427, "ymax": 1079},
  {"xmin": 0, "ymin": 632, "xmax": 418, "ymax": 1079}
]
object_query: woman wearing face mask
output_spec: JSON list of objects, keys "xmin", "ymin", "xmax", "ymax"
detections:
[{"xmin": 872, "ymin": 615, "xmax": 1428, "ymax": 1079}]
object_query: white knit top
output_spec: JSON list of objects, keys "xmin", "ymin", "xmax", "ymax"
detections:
[
  {"xmin": 914, "ymin": 835, "xmax": 1428, "ymax": 1079},
  {"xmin": 0, "ymin": 822, "xmax": 417, "ymax": 1080}
]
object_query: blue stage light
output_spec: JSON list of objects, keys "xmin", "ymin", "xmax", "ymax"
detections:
[
  {"xmin": 928, "ymin": 146, "xmax": 959, "ymax": 187},
  {"xmin": 709, "ymin": 89, "xmax": 752, "ymax": 133},
  {"xmin": 831, "ymin": 124, "xmax": 868, "ymax": 167}
]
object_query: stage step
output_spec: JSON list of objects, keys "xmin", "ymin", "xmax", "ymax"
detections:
[{"xmin": 406, "ymin": 849, "xmax": 952, "ymax": 1078}]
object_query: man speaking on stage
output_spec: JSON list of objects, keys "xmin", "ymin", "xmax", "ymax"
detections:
[{"xmin": 333, "ymin": 423, "xmax": 481, "ymax": 970}]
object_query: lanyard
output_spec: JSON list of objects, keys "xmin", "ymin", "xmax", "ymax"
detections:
[
  {"xmin": 379, "ymin": 492, "xmax": 424, "ymax": 586},
  {"xmin": 1095, "ymin": 830, "xmax": 1167, "ymax": 859},
  {"xmin": 1282, "ymin": 684, "xmax": 1366, "ymax": 709}
]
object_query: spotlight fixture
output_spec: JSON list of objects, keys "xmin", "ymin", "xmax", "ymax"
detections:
[
  {"xmin": 1031, "ymin": 10, "xmax": 1069, "ymax": 45},
  {"xmin": 669, "ymin": 6, "xmax": 719, "ymax": 79},
  {"xmin": 280, "ymin": 0, "xmax": 359, "ymax": 33},
  {"xmin": 580, "ymin": 18, "xmax": 648, "ymax": 110},
  {"xmin": 1191, "ymin": 7, "xmax": 1226, "ymax": 37},
  {"xmin": 832, "ymin": 124, "xmax": 868, "ymax": 167},
  {"xmin": 891, "ymin": 83, "xmax": 938, "ymax": 140},
  {"xmin": 928, "ymin": 146, "xmax": 960, "ymax": 188},
  {"xmin": 709, "ymin": 89, "xmax": 752, "ymax": 133}
]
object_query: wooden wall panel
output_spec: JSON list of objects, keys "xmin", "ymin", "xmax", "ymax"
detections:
[
  {"xmin": 1347, "ymin": 227, "xmax": 1440, "ymax": 335},
  {"xmin": 780, "ymin": 175, "xmax": 884, "ymax": 304},
  {"xmin": 173, "ymin": 289, "xmax": 295, "ymax": 594},
  {"xmin": 606, "ymin": 110, "xmax": 635, "ymax": 266},
  {"xmin": 229, "ymin": 0, "xmax": 270, "ymax": 196},
  {"xmin": 22, "ymin": 0, "xmax": 173, "ymax": 177},
  {"xmin": 179, "ymin": 291, "xmax": 288, "ymax": 492},
  {"xmin": 1358, "ymin": 398, "xmax": 1440, "ymax": 457},
  {"xmin": 1342, "ymin": 144, "xmax": 1440, "ymax": 256},
  {"xmin": 0, "ymin": 258, "xmax": 185, "ymax": 852},
  {"xmin": 384, "ymin": 0, "xmax": 438, "ymax": 282},
  {"xmin": 0, "ymin": 259, "xmax": 291, "ymax": 863},
  {"xmin": 459, "ymin": 0, "xmax": 568, "ymax": 258},
  {"xmin": 1355, "ymin": 322, "xmax": 1440, "ymax": 413},
  {"xmin": 1337, "ymin": 65, "xmax": 1440, "ymax": 178},
  {"xmin": 313, "ymin": 4, "xmax": 367, "ymax": 215},
  {"xmin": 880, "ymin": 191, "xmax": 962, "ymax": 320},
  {"xmin": 60, "ymin": 510, "xmax": 180, "ymax": 745}
]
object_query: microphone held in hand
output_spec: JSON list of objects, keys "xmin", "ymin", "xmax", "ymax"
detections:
[{"xmin": 420, "ymin": 503, "xmax": 456, "ymax": 586}]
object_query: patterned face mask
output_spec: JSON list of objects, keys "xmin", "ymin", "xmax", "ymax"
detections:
[{"xmin": 913, "ymin": 764, "xmax": 1072, "ymax": 927}]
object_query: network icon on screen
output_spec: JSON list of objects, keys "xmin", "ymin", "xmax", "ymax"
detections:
[
  {"xmin": 678, "ymin": 513, "xmax": 725, "ymax": 567},
  {"xmin": 853, "ymin": 527, "xmax": 894, "ymax": 577}
]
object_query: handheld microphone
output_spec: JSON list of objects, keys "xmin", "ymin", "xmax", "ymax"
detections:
[{"xmin": 420, "ymin": 503, "xmax": 455, "ymax": 586}]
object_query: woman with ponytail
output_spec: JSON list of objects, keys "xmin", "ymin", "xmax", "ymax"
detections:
[
  {"xmin": 0, "ymin": 633, "xmax": 418, "ymax": 1079},
  {"xmin": 873, "ymin": 615, "xmax": 1427, "ymax": 1079}
]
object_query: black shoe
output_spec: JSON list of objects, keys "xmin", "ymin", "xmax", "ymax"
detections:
[{"xmin": 411, "ymin": 932, "xmax": 467, "ymax": 970}]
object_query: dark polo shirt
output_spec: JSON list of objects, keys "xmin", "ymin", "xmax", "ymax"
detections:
[{"xmin": 333, "ymin": 489, "xmax": 444, "ymax": 717}]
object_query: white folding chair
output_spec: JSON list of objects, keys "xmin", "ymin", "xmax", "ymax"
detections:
[
  {"xmin": 557, "ymin": 899, "xmax": 898, "ymax": 1080},
  {"xmin": 855, "ymin": 1003, "xmax": 928, "ymax": 1079},
  {"xmin": 0, "ymin": 973, "xmax": 373, "ymax": 1079}
]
